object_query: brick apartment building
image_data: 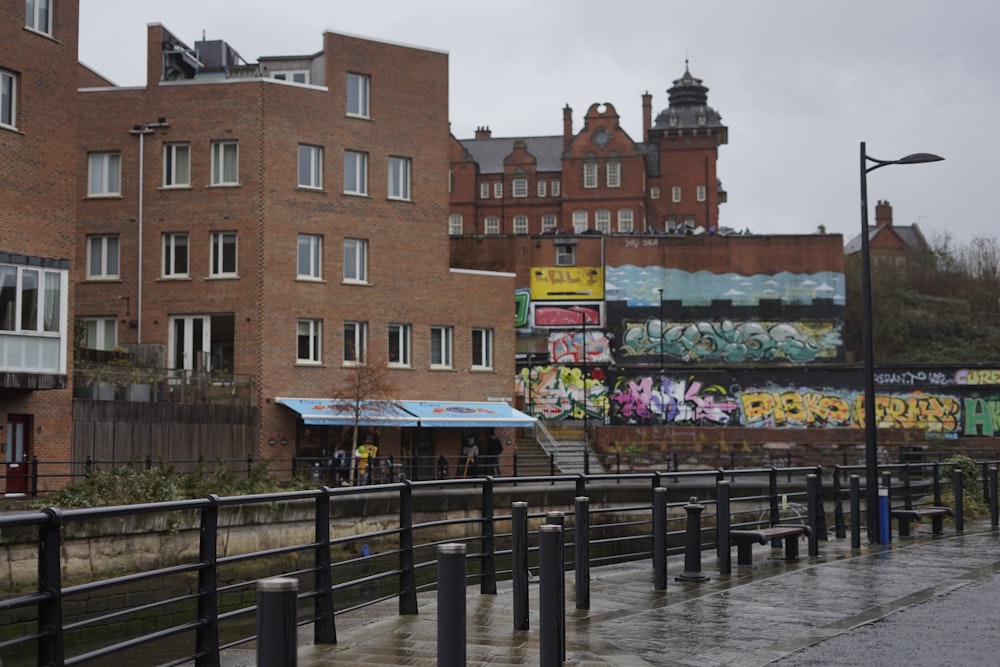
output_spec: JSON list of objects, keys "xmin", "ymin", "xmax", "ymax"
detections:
[
  {"xmin": 73, "ymin": 23, "xmax": 524, "ymax": 467},
  {"xmin": 1, "ymin": 0, "xmax": 78, "ymax": 494}
]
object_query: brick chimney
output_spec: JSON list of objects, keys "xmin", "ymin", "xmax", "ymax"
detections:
[
  {"xmin": 642, "ymin": 91, "xmax": 652, "ymax": 143},
  {"xmin": 475, "ymin": 126, "xmax": 492, "ymax": 139},
  {"xmin": 875, "ymin": 200, "xmax": 893, "ymax": 227},
  {"xmin": 563, "ymin": 105, "xmax": 573, "ymax": 147}
]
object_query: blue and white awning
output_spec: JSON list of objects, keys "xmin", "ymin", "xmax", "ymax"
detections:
[
  {"xmin": 397, "ymin": 400, "xmax": 536, "ymax": 428},
  {"xmin": 275, "ymin": 398, "xmax": 419, "ymax": 427},
  {"xmin": 277, "ymin": 397, "xmax": 536, "ymax": 429}
]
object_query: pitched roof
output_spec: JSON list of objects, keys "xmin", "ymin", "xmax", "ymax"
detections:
[{"xmin": 459, "ymin": 136, "xmax": 565, "ymax": 174}]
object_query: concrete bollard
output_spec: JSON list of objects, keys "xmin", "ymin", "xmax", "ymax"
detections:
[
  {"xmin": 256, "ymin": 577, "xmax": 298, "ymax": 667},
  {"xmin": 676, "ymin": 496, "xmax": 709, "ymax": 582},
  {"xmin": 539, "ymin": 524, "xmax": 565, "ymax": 666},
  {"xmin": 437, "ymin": 543, "xmax": 467, "ymax": 667}
]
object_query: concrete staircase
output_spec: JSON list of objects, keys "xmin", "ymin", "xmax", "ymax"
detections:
[{"xmin": 530, "ymin": 421, "xmax": 603, "ymax": 475}]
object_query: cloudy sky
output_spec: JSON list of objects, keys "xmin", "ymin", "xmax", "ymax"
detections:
[{"xmin": 78, "ymin": 1, "xmax": 998, "ymax": 248}]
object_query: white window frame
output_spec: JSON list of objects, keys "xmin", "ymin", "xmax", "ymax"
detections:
[
  {"xmin": 471, "ymin": 328, "xmax": 493, "ymax": 370},
  {"xmin": 595, "ymin": 210, "xmax": 611, "ymax": 234},
  {"xmin": 88, "ymin": 152, "xmax": 121, "ymax": 197},
  {"xmin": 80, "ymin": 317, "xmax": 117, "ymax": 351},
  {"xmin": 297, "ymin": 319, "xmax": 322, "ymax": 364},
  {"xmin": 343, "ymin": 321, "xmax": 367, "ymax": 365},
  {"xmin": 541, "ymin": 214, "xmax": 557, "ymax": 232},
  {"xmin": 551, "ymin": 180, "xmax": 561, "ymax": 197},
  {"xmin": 272, "ymin": 70, "xmax": 309, "ymax": 84},
  {"xmin": 297, "ymin": 234, "xmax": 322, "ymax": 280},
  {"xmin": 25, "ymin": 0, "xmax": 52, "ymax": 34},
  {"xmin": 210, "ymin": 231, "xmax": 238, "ymax": 277},
  {"xmin": 448, "ymin": 214, "xmax": 463, "ymax": 236},
  {"xmin": 388, "ymin": 323, "xmax": 411, "ymax": 367},
  {"xmin": 537, "ymin": 180, "xmax": 547, "ymax": 198},
  {"xmin": 163, "ymin": 143, "xmax": 190, "ymax": 188},
  {"xmin": 480, "ymin": 182, "xmax": 489, "ymax": 199},
  {"xmin": 430, "ymin": 325, "xmax": 453, "ymax": 369},
  {"xmin": 671, "ymin": 186, "xmax": 681, "ymax": 203},
  {"xmin": 696, "ymin": 185, "xmax": 707, "ymax": 202},
  {"xmin": 484, "ymin": 216, "xmax": 500, "ymax": 235},
  {"xmin": 344, "ymin": 150, "xmax": 368, "ymax": 195},
  {"xmin": 86, "ymin": 235, "xmax": 119, "ymax": 280},
  {"xmin": 512, "ymin": 178, "xmax": 528, "ymax": 198},
  {"xmin": 583, "ymin": 162, "xmax": 598, "ymax": 189},
  {"xmin": 388, "ymin": 156, "xmax": 411, "ymax": 200},
  {"xmin": 346, "ymin": 72, "xmax": 370, "ymax": 118},
  {"xmin": 1, "ymin": 70, "xmax": 16, "ymax": 129},
  {"xmin": 556, "ymin": 245, "xmax": 575, "ymax": 267},
  {"xmin": 343, "ymin": 238, "xmax": 368, "ymax": 283},
  {"xmin": 298, "ymin": 144, "xmax": 323, "ymax": 190},
  {"xmin": 0, "ymin": 264, "xmax": 65, "ymax": 337},
  {"xmin": 650, "ymin": 186, "xmax": 660, "ymax": 200},
  {"xmin": 513, "ymin": 215, "xmax": 528, "ymax": 235},
  {"xmin": 162, "ymin": 233, "xmax": 189, "ymax": 278},
  {"xmin": 572, "ymin": 210, "xmax": 588, "ymax": 233},
  {"xmin": 617, "ymin": 208, "xmax": 635, "ymax": 233},
  {"xmin": 210, "ymin": 141, "xmax": 239, "ymax": 186},
  {"xmin": 493, "ymin": 181, "xmax": 502, "ymax": 198},
  {"xmin": 606, "ymin": 161, "xmax": 622, "ymax": 188}
]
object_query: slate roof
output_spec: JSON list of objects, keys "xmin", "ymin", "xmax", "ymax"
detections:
[
  {"xmin": 458, "ymin": 136, "xmax": 565, "ymax": 174},
  {"xmin": 844, "ymin": 223, "xmax": 930, "ymax": 255}
]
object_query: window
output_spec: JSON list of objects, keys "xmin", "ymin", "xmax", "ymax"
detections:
[
  {"xmin": 671, "ymin": 186, "xmax": 681, "ymax": 203},
  {"xmin": 606, "ymin": 161, "xmax": 622, "ymax": 187},
  {"xmin": 537, "ymin": 180, "xmax": 547, "ymax": 198},
  {"xmin": 0, "ymin": 264, "xmax": 63, "ymax": 335},
  {"xmin": 210, "ymin": 231, "xmax": 237, "ymax": 277},
  {"xmin": 344, "ymin": 151, "xmax": 368, "ymax": 195},
  {"xmin": 472, "ymin": 328, "xmax": 493, "ymax": 369},
  {"xmin": 163, "ymin": 143, "xmax": 190, "ymax": 187},
  {"xmin": 298, "ymin": 144, "xmax": 323, "ymax": 189},
  {"xmin": 1, "ymin": 70, "xmax": 16, "ymax": 129},
  {"xmin": 448, "ymin": 214, "xmax": 463, "ymax": 236},
  {"xmin": 162, "ymin": 233, "xmax": 189, "ymax": 277},
  {"xmin": 343, "ymin": 238, "xmax": 367, "ymax": 283},
  {"xmin": 388, "ymin": 323, "xmax": 411, "ymax": 366},
  {"xmin": 513, "ymin": 215, "xmax": 528, "ymax": 235},
  {"xmin": 272, "ymin": 70, "xmax": 308, "ymax": 84},
  {"xmin": 210, "ymin": 141, "xmax": 239, "ymax": 186},
  {"xmin": 480, "ymin": 182, "xmax": 489, "ymax": 199},
  {"xmin": 696, "ymin": 185, "xmax": 707, "ymax": 202},
  {"xmin": 595, "ymin": 210, "xmax": 611, "ymax": 234},
  {"xmin": 297, "ymin": 234, "xmax": 322, "ymax": 279},
  {"xmin": 343, "ymin": 321, "xmax": 367, "ymax": 365},
  {"xmin": 430, "ymin": 326, "xmax": 452, "ymax": 368},
  {"xmin": 25, "ymin": 0, "xmax": 51, "ymax": 34},
  {"xmin": 541, "ymin": 214, "xmax": 557, "ymax": 232},
  {"xmin": 512, "ymin": 178, "xmax": 528, "ymax": 198},
  {"xmin": 572, "ymin": 210, "xmax": 588, "ymax": 233},
  {"xmin": 556, "ymin": 245, "xmax": 575, "ymax": 267},
  {"xmin": 484, "ymin": 216, "xmax": 500, "ymax": 235},
  {"xmin": 88, "ymin": 152, "xmax": 121, "ymax": 197},
  {"xmin": 583, "ymin": 162, "xmax": 598, "ymax": 189},
  {"xmin": 551, "ymin": 180, "xmax": 561, "ymax": 197},
  {"xmin": 493, "ymin": 182, "xmax": 502, "ymax": 198},
  {"xmin": 86, "ymin": 236, "xmax": 119, "ymax": 279},
  {"xmin": 346, "ymin": 73, "xmax": 370, "ymax": 117},
  {"xmin": 650, "ymin": 186, "xmax": 660, "ymax": 200},
  {"xmin": 388, "ymin": 156, "xmax": 411, "ymax": 200},
  {"xmin": 617, "ymin": 208, "xmax": 634, "ymax": 233},
  {"xmin": 297, "ymin": 319, "xmax": 321, "ymax": 363},
  {"xmin": 80, "ymin": 317, "xmax": 117, "ymax": 351}
]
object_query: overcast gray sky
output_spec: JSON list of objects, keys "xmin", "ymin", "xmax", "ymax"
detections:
[{"xmin": 78, "ymin": 0, "xmax": 998, "ymax": 248}]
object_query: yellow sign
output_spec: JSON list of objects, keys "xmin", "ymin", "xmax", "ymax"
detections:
[{"xmin": 530, "ymin": 266, "xmax": 604, "ymax": 301}]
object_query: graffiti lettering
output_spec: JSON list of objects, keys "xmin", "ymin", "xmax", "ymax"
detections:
[
  {"xmin": 549, "ymin": 331, "xmax": 611, "ymax": 364},
  {"xmin": 608, "ymin": 375, "xmax": 740, "ymax": 426},
  {"xmin": 956, "ymin": 369, "xmax": 1000, "ymax": 386},
  {"xmin": 517, "ymin": 365, "xmax": 608, "ymax": 421},
  {"xmin": 963, "ymin": 397, "xmax": 1000, "ymax": 437}
]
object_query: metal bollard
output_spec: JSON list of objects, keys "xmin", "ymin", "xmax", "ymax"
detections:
[
  {"xmin": 717, "ymin": 481, "xmax": 731, "ymax": 575},
  {"xmin": 849, "ymin": 475, "xmax": 861, "ymax": 549},
  {"xmin": 653, "ymin": 486, "xmax": 668, "ymax": 590},
  {"xmin": 437, "ymin": 543, "xmax": 467, "ymax": 667},
  {"xmin": 511, "ymin": 501, "xmax": 529, "ymax": 631},
  {"xmin": 539, "ymin": 524, "xmax": 565, "ymax": 667},
  {"xmin": 545, "ymin": 510, "xmax": 565, "ymax": 527},
  {"xmin": 256, "ymin": 577, "xmax": 298, "ymax": 667},
  {"xmin": 676, "ymin": 496, "xmax": 709, "ymax": 582},
  {"xmin": 574, "ymin": 496, "xmax": 590, "ymax": 610},
  {"xmin": 953, "ymin": 469, "xmax": 964, "ymax": 533},
  {"xmin": 806, "ymin": 474, "xmax": 820, "ymax": 557},
  {"xmin": 991, "ymin": 467, "xmax": 999, "ymax": 528}
]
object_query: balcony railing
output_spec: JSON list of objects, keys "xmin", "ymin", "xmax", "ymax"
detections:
[{"xmin": 72, "ymin": 362, "xmax": 255, "ymax": 406}]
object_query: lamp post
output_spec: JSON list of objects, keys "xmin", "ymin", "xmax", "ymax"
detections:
[
  {"xmin": 580, "ymin": 308, "xmax": 589, "ymax": 475},
  {"xmin": 860, "ymin": 141, "xmax": 943, "ymax": 544},
  {"xmin": 655, "ymin": 288, "xmax": 664, "ymax": 424}
]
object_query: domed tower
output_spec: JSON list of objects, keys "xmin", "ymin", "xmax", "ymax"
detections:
[{"xmin": 642, "ymin": 61, "xmax": 728, "ymax": 233}]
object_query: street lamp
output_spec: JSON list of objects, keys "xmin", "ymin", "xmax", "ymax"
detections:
[
  {"xmin": 581, "ymin": 308, "xmax": 589, "ymax": 475},
  {"xmin": 860, "ymin": 141, "xmax": 943, "ymax": 544},
  {"xmin": 655, "ymin": 288, "xmax": 664, "ymax": 424}
]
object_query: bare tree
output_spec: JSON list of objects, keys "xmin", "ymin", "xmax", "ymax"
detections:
[{"xmin": 332, "ymin": 343, "xmax": 398, "ymax": 454}]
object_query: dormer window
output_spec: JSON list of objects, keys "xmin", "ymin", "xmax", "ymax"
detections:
[{"xmin": 668, "ymin": 115, "xmax": 678, "ymax": 127}]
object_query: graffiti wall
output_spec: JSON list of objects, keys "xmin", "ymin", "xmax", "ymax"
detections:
[{"xmin": 515, "ymin": 365, "xmax": 1000, "ymax": 438}]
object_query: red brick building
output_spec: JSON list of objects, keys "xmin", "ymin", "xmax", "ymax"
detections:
[
  {"xmin": 74, "ymin": 24, "xmax": 522, "ymax": 466},
  {"xmin": 1, "ymin": 0, "xmax": 78, "ymax": 493}
]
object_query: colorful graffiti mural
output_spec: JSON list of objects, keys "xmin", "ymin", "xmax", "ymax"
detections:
[
  {"xmin": 548, "ymin": 330, "xmax": 611, "ymax": 364},
  {"xmin": 619, "ymin": 319, "xmax": 842, "ymax": 363},
  {"xmin": 516, "ymin": 365, "xmax": 608, "ymax": 421},
  {"xmin": 608, "ymin": 376, "xmax": 740, "ymax": 426}
]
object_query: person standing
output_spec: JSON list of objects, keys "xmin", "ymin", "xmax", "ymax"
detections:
[{"xmin": 486, "ymin": 433, "xmax": 504, "ymax": 476}]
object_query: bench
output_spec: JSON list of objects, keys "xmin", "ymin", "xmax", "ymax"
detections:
[
  {"xmin": 729, "ymin": 524, "xmax": 811, "ymax": 567},
  {"xmin": 891, "ymin": 505, "xmax": 953, "ymax": 537}
]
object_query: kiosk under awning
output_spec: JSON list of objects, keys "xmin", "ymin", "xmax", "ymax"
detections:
[{"xmin": 275, "ymin": 397, "xmax": 419, "ymax": 427}]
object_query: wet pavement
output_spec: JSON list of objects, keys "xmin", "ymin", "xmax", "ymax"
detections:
[{"xmin": 223, "ymin": 521, "xmax": 1000, "ymax": 666}]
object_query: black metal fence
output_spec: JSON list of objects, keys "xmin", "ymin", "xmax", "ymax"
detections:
[{"xmin": 1, "ymin": 462, "xmax": 998, "ymax": 666}]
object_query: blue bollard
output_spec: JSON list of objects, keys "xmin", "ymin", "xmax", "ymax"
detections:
[{"xmin": 878, "ymin": 486, "xmax": 890, "ymax": 544}]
